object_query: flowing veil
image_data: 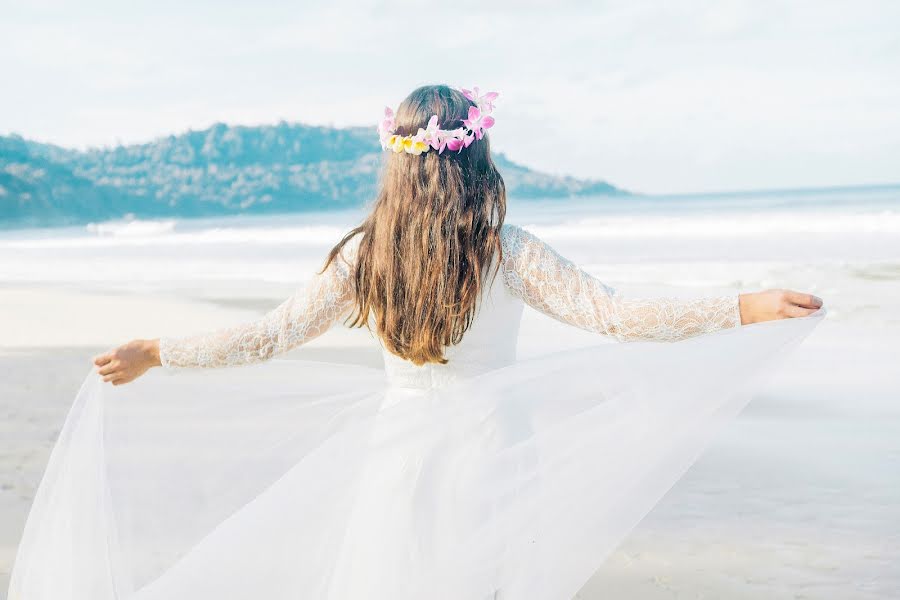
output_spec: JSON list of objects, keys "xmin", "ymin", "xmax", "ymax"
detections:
[{"xmin": 8, "ymin": 308, "xmax": 824, "ymax": 600}]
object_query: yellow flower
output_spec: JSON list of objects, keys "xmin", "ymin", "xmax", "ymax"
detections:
[
  {"xmin": 391, "ymin": 135, "xmax": 405, "ymax": 153},
  {"xmin": 405, "ymin": 140, "xmax": 429, "ymax": 155}
]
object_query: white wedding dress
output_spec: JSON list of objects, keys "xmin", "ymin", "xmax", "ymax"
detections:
[{"xmin": 9, "ymin": 224, "xmax": 824, "ymax": 600}]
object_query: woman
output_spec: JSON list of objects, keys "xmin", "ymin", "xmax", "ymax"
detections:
[{"xmin": 10, "ymin": 85, "xmax": 824, "ymax": 600}]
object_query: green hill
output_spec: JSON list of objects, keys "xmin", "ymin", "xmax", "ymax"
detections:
[{"xmin": 0, "ymin": 123, "xmax": 626, "ymax": 228}]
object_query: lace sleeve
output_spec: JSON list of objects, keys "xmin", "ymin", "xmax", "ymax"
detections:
[
  {"xmin": 499, "ymin": 224, "xmax": 741, "ymax": 342},
  {"xmin": 158, "ymin": 241, "xmax": 358, "ymax": 369}
]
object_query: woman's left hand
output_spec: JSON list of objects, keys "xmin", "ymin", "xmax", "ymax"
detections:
[
  {"xmin": 93, "ymin": 339, "xmax": 161, "ymax": 385},
  {"xmin": 738, "ymin": 289, "xmax": 823, "ymax": 325}
]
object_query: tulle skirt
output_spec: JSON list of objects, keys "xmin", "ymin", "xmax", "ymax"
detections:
[{"xmin": 8, "ymin": 311, "xmax": 825, "ymax": 600}]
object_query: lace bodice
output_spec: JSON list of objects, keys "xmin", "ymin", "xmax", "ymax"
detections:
[{"xmin": 159, "ymin": 224, "xmax": 741, "ymax": 379}]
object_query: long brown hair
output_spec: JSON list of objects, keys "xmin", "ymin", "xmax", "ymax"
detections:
[{"xmin": 323, "ymin": 84, "xmax": 507, "ymax": 365}]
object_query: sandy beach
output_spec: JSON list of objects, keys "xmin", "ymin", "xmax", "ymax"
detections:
[
  {"xmin": 2, "ymin": 193, "xmax": 899, "ymax": 598},
  {"xmin": 2, "ymin": 281, "xmax": 898, "ymax": 598}
]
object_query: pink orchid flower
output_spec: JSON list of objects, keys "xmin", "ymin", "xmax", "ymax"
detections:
[
  {"xmin": 445, "ymin": 137, "xmax": 464, "ymax": 152},
  {"xmin": 461, "ymin": 87, "xmax": 499, "ymax": 112},
  {"xmin": 461, "ymin": 106, "xmax": 495, "ymax": 140},
  {"xmin": 381, "ymin": 107, "xmax": 395, "ymax": 130},
  {"xmin": 423, "ymin": 115, "xmax": 445, "ymax": 151},
  {"xmin": 439, "ymin": 127, "xmax": 466, "ymax": 153},
  {"xmin": 378, "ymin": 106, "xmax": 397, "ymax": 148}
]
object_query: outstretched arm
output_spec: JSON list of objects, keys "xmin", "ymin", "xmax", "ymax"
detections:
[
  {"xmin": 158, "ymin": 259, "xmax": 354, "ymax": 368},
  {"xmin": 499, "ymin": 224, "xmax": 821, "ymax": 342},
  {"xmin": 94, "ymin": 242, "xmax": 357, "ymax": 384}
]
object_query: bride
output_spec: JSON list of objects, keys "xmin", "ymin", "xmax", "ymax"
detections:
[{"xmin": 9, "ymin": 85, "xmax": 824, "ymax": 600}]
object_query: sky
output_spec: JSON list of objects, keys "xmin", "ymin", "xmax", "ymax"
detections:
[{"xmin": 1, "ymin": 0, "xmax": 898, "ymax": 194}]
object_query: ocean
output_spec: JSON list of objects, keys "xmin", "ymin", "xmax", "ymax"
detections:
[{"xmin": 1, "ymin": 184, "xmax": 899, "ymax": 290}]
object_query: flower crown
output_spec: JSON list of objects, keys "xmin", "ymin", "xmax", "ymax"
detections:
[{"xmin": 377, "ymin": 87, "xmax": 499, "ymax": 155}]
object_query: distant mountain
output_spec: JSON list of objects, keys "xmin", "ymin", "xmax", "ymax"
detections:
[{"xmin": 0, "ymin": 123, "xmax": 627, "ymax": 228}]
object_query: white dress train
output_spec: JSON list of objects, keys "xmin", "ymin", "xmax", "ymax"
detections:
[{"xmin": 8, "ymin": 224, "xmax": 825, "ymax": 600}]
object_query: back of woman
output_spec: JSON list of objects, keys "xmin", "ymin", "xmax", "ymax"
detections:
[
  {"xmin": 9, "ymin": 84, "xmax": 825, "ymax": 600},
  {"xmin": 322, "ymin": 85, "xmax": 522, "ymax": 384}
]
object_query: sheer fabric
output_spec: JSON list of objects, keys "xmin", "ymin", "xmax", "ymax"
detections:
[{"xmin": 9, "ymin": 224, "xmax": 823, "ymax": 600}]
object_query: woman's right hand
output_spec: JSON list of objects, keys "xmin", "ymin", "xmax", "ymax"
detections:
[
  {"xmin": 93, "ymin": 339, "xmax": 162, "ymax": 385},
  {"xmin": 738, "ymin": 289, "xmax": 823, "ymax": 325}
]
